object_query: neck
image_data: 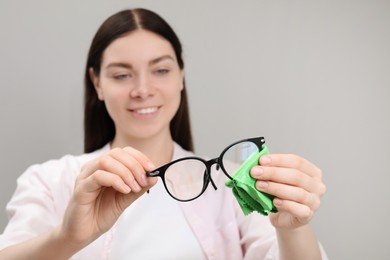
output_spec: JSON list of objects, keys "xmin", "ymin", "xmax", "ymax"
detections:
[{"xmin": 111, "ymin": 133, "xmax": 174, "ymax": 168}]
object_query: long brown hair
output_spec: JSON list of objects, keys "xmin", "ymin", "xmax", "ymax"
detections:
[{"xmin": 84, "ymin": 8, "xmax": 193, "ymax": 153}]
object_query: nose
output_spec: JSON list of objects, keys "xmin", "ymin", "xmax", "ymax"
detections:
[{"xmin": 130, "ymin": 73, "xmax": 154, "ymax": 99}]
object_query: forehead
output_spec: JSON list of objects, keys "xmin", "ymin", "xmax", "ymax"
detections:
[{"xmin": 101, "ymin": 30, "xmax": 176, "ymax": 65}]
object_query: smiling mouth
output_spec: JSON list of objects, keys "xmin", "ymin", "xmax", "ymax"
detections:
[{"xmin": 131, "ymin": 106, "xmax": 159, "ymax": 115}]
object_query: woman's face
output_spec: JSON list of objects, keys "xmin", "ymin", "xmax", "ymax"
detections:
[{"xmin": 91, "ymin": 30, "xmax": 184, "ymax": 143}]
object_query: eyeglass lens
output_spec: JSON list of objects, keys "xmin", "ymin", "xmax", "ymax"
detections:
[
  {"xmin": 164, "ymin": 158, "xmax": 207, "ymax": 201},
  {"xmin": 221, "ymin": 140, "xmax": 259, "ymax": 178},
  {"xmin": 163, "ymin": 140, "xmax": 259, "ymax": 201}
]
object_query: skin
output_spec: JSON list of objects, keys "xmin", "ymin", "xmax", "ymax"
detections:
[
  {"xmin": 251, "ymin": 154, "xmax": 326, "ymax": 259},
  {"xmin": 92, "ymin": 30, "xmax": 184, "ymax": 166},
  {"xmin": 0, "ymin": 30, "xmax": 326, "ymax": 259}
]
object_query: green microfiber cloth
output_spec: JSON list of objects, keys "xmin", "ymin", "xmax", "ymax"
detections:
[{"xmin": 225, "ymin": 145, "xmax": 278, "ymax": 216}]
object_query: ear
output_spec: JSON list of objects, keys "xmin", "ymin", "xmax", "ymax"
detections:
[
  {"xmin": 180, "ymin": 70, "xmax": 185, "ymax": 91},
  {"xmin": 89, "ymin": 67, "xmax": 104, "ymax": 100}
]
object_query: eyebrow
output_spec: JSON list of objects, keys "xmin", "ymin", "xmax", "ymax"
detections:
[
  {"xmin": 105, "ymin": 62, "xmax": 132, "ymax": 70},
  {"xmin": 105, "ymin": 55, "xmax": 175, "ymax": 70},
  {"xmin": 149, "ymin": 55, "xmax": 175, "ymax": 65}
]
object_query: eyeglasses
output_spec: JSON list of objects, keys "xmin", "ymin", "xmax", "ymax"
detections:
[{"xmin": 147, "ymin": 137, "xmax": 265, "ymax": 202}]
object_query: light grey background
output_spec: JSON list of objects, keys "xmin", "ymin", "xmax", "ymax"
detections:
[{"xmin": 0, "ymin": 0, "xmax": 389, "ymax": 259}]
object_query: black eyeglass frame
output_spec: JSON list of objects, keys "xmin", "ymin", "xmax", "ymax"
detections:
[{"xmin": 147, "ymin": 137, "xmax": 266, "ymax": 202}]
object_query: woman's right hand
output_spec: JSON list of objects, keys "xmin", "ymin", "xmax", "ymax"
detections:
[{"xmin": 60, "ymin": 146, "xmax": 157, "ymax": 249}]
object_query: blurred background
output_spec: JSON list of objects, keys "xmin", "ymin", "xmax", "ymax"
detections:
[{"xmin": 0, "ymin": 0, "xmax": 389, "ymax": 259}]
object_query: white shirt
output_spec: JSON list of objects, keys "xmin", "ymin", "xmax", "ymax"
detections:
[{"xmin": 110, "ymin": 179, "xmax": 203, "ymax": 259}]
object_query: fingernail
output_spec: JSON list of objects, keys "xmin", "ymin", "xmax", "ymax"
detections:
[
  {"xmin": 260, "ymin": 156, "xmax": 271, "ymax": 165},
  {"xmin": 252, "ymin": 167, "xmax": 263, "ymax": 176},
  {"xmin": 122, "ymin": 184, "xmax": 131, "ymax": 193},
  {"xmin": 273, "ymin": 198, "xmax": 282, "ymax": 206},
  {"xmin": 257, "ymin": 181, "xmax": 268, "ymax": 189},
  {"xmin": 140, "ymin": 174, "xmax": 148, "ymax": 187},
  {"xmin": 131, "ymin": 180, "xmax": 141, "ymax": 192}
]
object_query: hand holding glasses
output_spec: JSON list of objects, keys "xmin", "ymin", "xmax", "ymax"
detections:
[{"xmin": 147, "ymin": 137, "xmax": 266, "ymax": 202}]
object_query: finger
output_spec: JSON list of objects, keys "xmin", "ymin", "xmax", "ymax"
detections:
[
  {"xmin": 97, "ymin": 152, "xmax": 142, "ymax": 192},
  {"xmin": 79, "ymin": 157, "xmax": 101, "ymax": 179},
  {"xmin": 81, "ymin": 170, "xmax": 131, "ymax": 196},
  {"xmin": 259, "ymin": 154, "xmax": 322, "ymax": 179},
  {"xmin": 123, "ymin": 146, "xmax": 156, "ymax": 171},
  {"xmin": 273, "ymin": 198, "xmax": 314, "ymax": 223},
  {"xmin": 256, "ymin": 181, "xmax": 321, "ymax": 210},
  {"xmin": 251, "ymin": 166, "xmax": 324, "ymax": 195},
  {"xmin": 110, "ymin": 148, "xmax": 150, "ymax": 187}
]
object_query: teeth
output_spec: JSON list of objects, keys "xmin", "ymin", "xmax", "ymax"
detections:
[{"xmin": 135, "ymin": 107, "xmax": 158, "ymax": 114}]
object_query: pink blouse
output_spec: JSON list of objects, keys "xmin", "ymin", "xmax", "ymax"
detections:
[{"xmin": 0, "ymin": 143, "xmax": 327, "ymax": 259}]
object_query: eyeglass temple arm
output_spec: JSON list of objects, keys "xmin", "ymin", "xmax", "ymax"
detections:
[{"xmin": 147, "ymin": 170, "xmax": 160, "ymax": 177}]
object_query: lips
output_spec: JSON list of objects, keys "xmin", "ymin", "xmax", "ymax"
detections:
[{"xmin": 130, "ymin": 106, "xmax": 159, "ymax": 115}]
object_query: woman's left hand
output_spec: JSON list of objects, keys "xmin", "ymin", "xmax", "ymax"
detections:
[{"xmin": 250, "ymin": 154, "xmax": 326, "ymax": 230}]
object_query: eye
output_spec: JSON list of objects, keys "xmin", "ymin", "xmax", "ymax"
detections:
[
  {"xmin": 155, "ymin": 68, "xmax": 170, "ymax": 75},
  {"xmin": 113, "ymin": 73, "xmax": 130, "ymax": 80}
]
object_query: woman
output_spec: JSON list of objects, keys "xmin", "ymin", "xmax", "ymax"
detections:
[{"xmin": 0, "ymin": 8, "xmax": 327, "ymax": 259}]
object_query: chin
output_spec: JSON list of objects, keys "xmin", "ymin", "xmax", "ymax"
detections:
[{"xmin": 127, "ymin": 126, "xmax": 169, "ymax": 140}]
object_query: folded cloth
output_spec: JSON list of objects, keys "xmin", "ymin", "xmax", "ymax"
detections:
[{"xmin": 225, "ymin": 145, "xmax": 278, "ymax": 216}]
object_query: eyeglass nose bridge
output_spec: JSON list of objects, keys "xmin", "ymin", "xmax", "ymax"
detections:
[{"xmin": 205, "ymin": 157, "xmax": 222, "ymax": 190}]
